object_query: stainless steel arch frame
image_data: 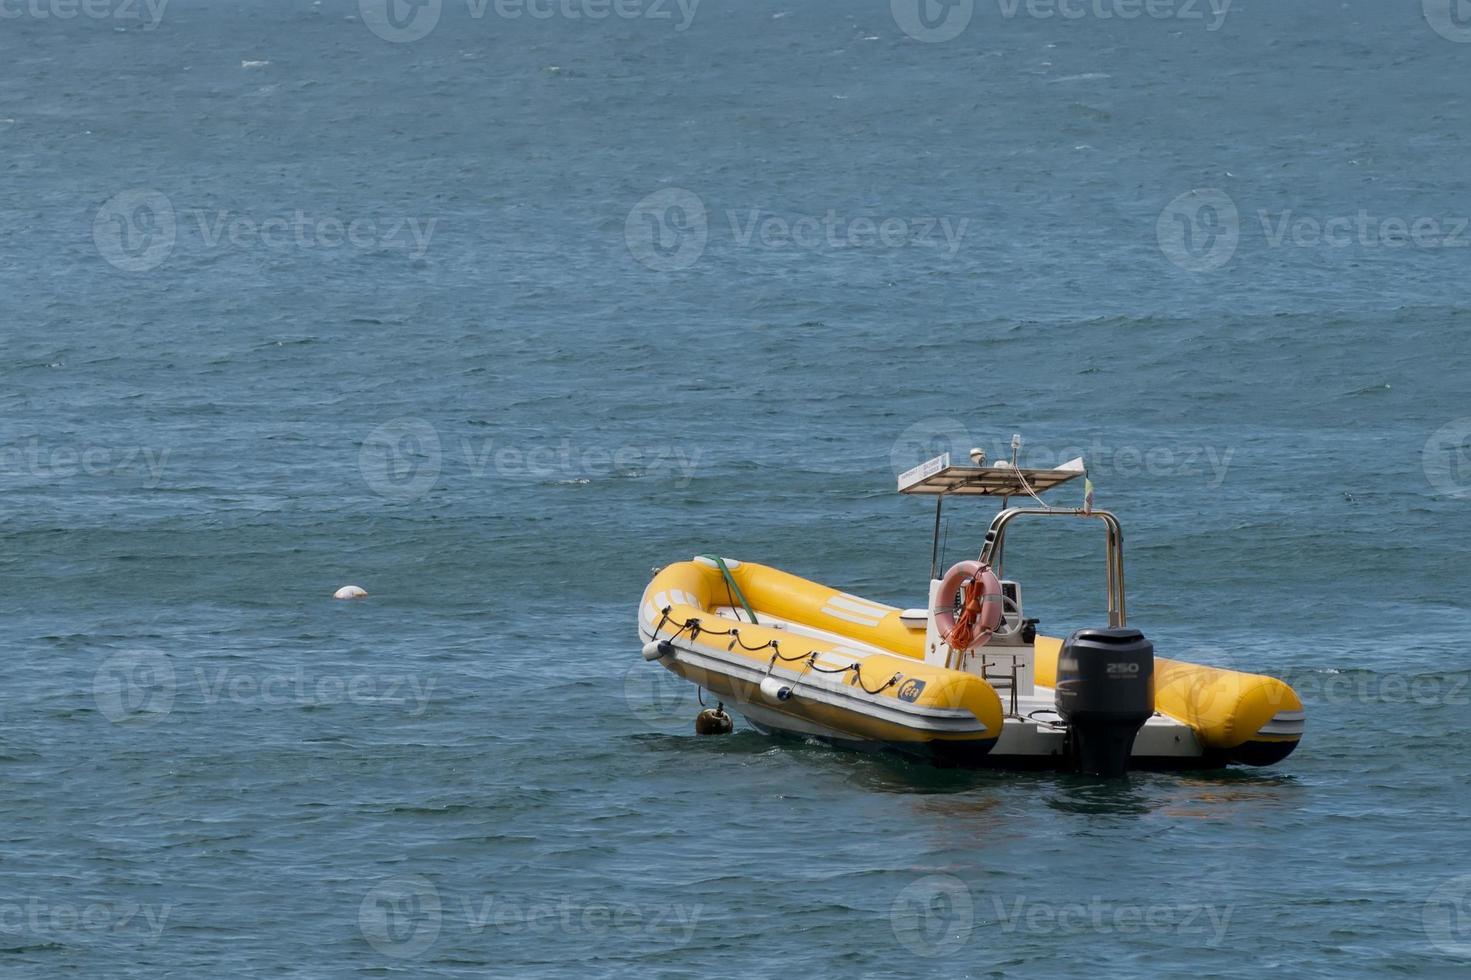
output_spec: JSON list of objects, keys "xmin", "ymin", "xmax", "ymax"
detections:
[{"xmin": 977, "ymin": 507, "xmax": 1127, "ymax": 628}]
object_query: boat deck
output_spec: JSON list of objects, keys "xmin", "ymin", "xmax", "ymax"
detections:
[{"xmin": 992, "ymin": 687, "xmax": 1202, "ymax": 763}]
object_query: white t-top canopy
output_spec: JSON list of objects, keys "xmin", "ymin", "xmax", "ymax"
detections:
[{"xmin": 897, "ymin": 453, "xmax": 1086, "ymax": 496}]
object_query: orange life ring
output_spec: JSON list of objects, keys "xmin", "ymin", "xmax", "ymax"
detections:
[{"xmin": 933, "ymin": 560, "xmax": 1003, "ymax": 651}]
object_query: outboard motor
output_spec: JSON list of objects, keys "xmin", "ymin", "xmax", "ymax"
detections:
[{"xmin": 1055, "ymin": 628, "xmax": 1155, "ymax": 777}]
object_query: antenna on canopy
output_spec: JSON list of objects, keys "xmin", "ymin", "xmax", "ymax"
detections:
[
  {"xmin": 940, "ymin": 515, "xmax": 950, "ymax": 573},
  {"xmin": 1001, "ymin": 433, "xmax": 1021, "ymax": 510},
  {"xmin": 930, "ymin": 494, "xmax": 943, "ymax": 580}
]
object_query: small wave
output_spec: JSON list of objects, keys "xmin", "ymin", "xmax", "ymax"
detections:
[
  {"xmin": 0, "ymin": 941, "xmax": 66, "ymax": 954},
  {"xmin": 241, "ymin": 60, "xmax": 271, "ymax": 69}
]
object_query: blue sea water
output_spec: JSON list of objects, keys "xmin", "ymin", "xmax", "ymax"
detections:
[{"xmin": 3, "ymin": 0, "xmax": 1471, "ymax": 975}]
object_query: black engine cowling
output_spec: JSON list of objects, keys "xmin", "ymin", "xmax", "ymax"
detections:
[{"xmin": 1055, "ymin": 628, "xmax": 1155, "ymax": 777}]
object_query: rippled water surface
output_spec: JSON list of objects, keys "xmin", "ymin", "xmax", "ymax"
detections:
[{"xmin": 3, "ymin": 0, "xmax": 1471, "ymax": 976}]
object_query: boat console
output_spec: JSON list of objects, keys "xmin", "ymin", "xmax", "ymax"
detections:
[{"xmin": 899, "ymin": 442, "xmax": 1150, "ymax": 774}]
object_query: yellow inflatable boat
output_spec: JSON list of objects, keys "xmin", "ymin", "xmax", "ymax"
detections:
[{"xmin": 636, "ymin": 449, "xmax": 1304, "ymax": 774}]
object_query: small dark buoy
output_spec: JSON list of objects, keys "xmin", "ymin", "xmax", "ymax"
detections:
[{"xmin": 695, "ymin": 703, "xmax": 733, "ymax": 735}]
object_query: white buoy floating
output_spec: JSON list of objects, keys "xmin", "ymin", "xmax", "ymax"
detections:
[{"xmin": 333, "ymin": 585, "xmax": 368, "ymax": 600}]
